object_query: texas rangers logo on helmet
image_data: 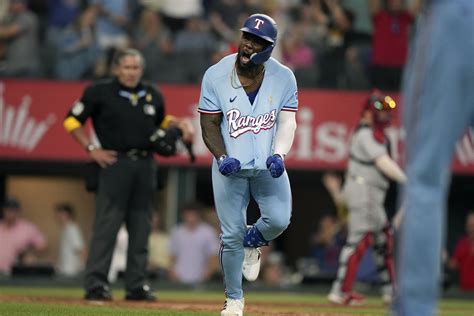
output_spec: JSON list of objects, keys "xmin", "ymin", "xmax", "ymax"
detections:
[
  {"xmin": 254, "ymin": 18, "xmax": 265, "ymax": 29},
  {"xmin": 226, "ymin": 109, "xmax": 277, "ymax": 138}
]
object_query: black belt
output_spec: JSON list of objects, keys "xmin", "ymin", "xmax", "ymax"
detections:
[{"xmin": 117, "ymin": 149, "xmax": 152, "ymax": 160}]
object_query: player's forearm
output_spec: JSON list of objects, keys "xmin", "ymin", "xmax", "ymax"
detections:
[
  {"xmin": 69, "ymin": 126, "xmax": 92, "ymax": 151},
  {"xmin": 0, "ymin": 24, "xmax": 20, "ymax": 39},
  {"xmin": 200, "ymin": 114, "xmax": 227, "ymax": 158},
  {"xmin": 375, "ymin": 154, "xmax": 407, "ymax": 183},
  {"xmin": 273, "ymin": 111, "xmax": 297, "ymax": 158}
]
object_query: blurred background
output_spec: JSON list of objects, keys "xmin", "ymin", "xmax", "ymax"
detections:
[{"xmin": 1, "ymin": 0, "xmax": 474, "ymax": 295}]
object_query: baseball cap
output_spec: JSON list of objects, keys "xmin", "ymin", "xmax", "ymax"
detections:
[{"xmin": 1, "ymin": 197, "xmax": 21, "ymax": 210}]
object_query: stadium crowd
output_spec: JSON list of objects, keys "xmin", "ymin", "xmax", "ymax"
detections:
[{"xmin": 0, "ymin": 0, "xmax": 420, "ymax": 90}]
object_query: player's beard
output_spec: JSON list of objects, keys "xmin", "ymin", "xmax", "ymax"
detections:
[{"xmin": 236, "ymin": 50, "xmax": 263, "ymax": 78}]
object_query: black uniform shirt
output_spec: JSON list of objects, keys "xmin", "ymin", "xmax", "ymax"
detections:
[{"xmin": 67, "ymin": 78, "xmax": 165, "ymax": 151}]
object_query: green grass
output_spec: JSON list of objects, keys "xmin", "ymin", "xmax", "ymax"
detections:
[{"xmin": 0, "ymin": 286, "xmax": 473, "ymax": 315}]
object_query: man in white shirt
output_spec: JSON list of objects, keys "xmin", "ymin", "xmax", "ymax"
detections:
[{"xmin": 55, "ymin": 203, "xmax": 85, "ymax": 277}]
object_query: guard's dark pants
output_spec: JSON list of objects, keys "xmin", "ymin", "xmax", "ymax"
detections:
[{"xmin": 84, "ymin": 154, "xmax": 156, "ymax": 292}]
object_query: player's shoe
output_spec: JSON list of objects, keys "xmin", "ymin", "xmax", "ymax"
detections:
[
  {"xmin": 242, "ymin": 247, "xmax": 261, "ymax": 281},
  {"xmin": 125, "ymin": 285, "xmax": 157, "ymax": 301},
  {"xmin": 221, "ymin": 298, "xmax": 244, "ymax": 316},
  {"xmin": 328, "ymin": 291, "xmax": 365, "ymax": 306},
  {"xmin": 84, "ymin": 286, "xmax": 112, "ymax": 301},
  {"xmin": 382, "ymin": 293, "xmax": 393, "ymax": 305}
]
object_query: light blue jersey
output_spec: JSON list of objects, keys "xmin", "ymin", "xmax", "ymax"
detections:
[{"xmin": 198, "ymin": 54, "xmax": 298, "ymax": 169}]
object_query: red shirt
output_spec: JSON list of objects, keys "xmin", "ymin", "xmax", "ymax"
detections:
[
  {"xmin": 372, "ymin": 11, "xmax": 413, "ymax": 67},
  {"xmin": 453, "ymin": 237, "xmax": 474, "ymax": 291}
]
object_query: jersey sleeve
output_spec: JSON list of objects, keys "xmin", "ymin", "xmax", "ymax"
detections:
[
  {"xmin": 281, "ymin": 70, "xmax": 298, "ymax": 112},
  {"xmin": 198, "ymin": 71, "xmax": 222, "ymax": 114},
  {"xmin": 358, "ymin": 129, "xmax": 387, "ymax": 160},
  {"xmin": 63, "ymin": 84, "xmax": 100, "ymax": 132},
  {"xmin": 65, "ymin": 84, "xmax": 100, "ymax": 124}
]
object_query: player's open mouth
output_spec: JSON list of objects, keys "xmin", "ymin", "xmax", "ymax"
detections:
[{"xmin": 241, "ymin": 52, "xmax": 251, "ymax": 64}]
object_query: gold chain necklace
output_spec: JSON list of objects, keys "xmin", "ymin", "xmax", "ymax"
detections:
[{"xmin": 230, "ymin": 62, "xmax": 265, "ymax": 89}]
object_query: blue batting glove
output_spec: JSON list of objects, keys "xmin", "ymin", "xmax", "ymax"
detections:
[
  {"xmin": 266, "ymin": 154, "xmax": 285, "ymax": 178},
  {"xmin": 218, "ymin": 155, "xmax": 241, "ymax": 176}
]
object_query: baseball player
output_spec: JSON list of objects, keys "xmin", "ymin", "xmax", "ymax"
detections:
[
  {"xmin": 198, "ymin": 14, "xmax": 298, "ymax": 316},
  {"xmin": 397, "ymin": 1, "xmax": 474, "ymax": 315},
  {"xmin": 328, "ymin": 90, "xmax": 406, "ymax": 305}
]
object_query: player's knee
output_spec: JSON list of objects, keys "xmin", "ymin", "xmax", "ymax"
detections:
[{"xmin": 221, "ymin": 232, "xmax": 245, "ymax": 250}]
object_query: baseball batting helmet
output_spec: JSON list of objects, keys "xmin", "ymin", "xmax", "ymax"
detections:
[{"xmin": 240, "ymin": 14, "xmax": 278, "ymax": 64}]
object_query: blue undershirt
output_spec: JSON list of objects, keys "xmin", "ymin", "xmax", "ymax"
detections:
[{"xmin": 246, "ymin": 85, "xmax": 261, "ymax": 104}]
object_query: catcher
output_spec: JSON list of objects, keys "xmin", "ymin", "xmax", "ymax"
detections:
[
  {"xmin": 327, "ymin": 89, "xmax": 406, "ymax": 305},
  {"xmin": 64, "ymin": 48, "xmax": 193, "ymax": 301}
]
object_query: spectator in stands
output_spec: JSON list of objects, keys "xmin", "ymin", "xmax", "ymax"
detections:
[
  {"xmin": 47, "ymin": 0, "xmax": 86, "ymax": 38},
  {"xmin": 133, "ymin": 9, "xmax": 174, "ymax": 82},
  {"xmin": 55, "ymin": 6, "xmax": 99, "ymax": 80},
  {"xmin": 148, "ymin": 212, "xmax": 170, "ymax": 279},
  {"xmin": 0, "ymin": 197, "xmax": 47, "ymax": 275},
  {"xmin": 0, "ymin": 0, "xmax": 9, "ymax": 21},
  {"xmin": 169, "ymin": 202, "xmax": 219, "ymax": 284},
  {"xmin": 261, "ymin": 249, "xmax": 287, "ymax": 287},
  {"xmin": 341, "ymin": 0, "xmax": 372, "ymax": 37},
  {"xmin": 44, "ymin": 0, "xmax": 87, "ymax": 77},
  {"xmin": 54, "ymin": 203, "xmax": 85, "ymax": 277},
  {"xmin": 309, "ymin": 0, "xmax": 354, "ymax": 88},
  {"xmin": 90, "ymin": 0, "xmax": 130, "ymax": 51},
  {"xmin": 339, "ymin": 0, "xmax": 372, "ymax": 89},
  {"xmin": 281, "ymin": 22, "xmax": 317, "ymax": 87},
  {"xmin": 173, "ymin": 16, "xmax": 218, "ymax": 83},
  {"xmin": 208, "ymin": 0, "xmax": 245, "ymax": 43},
  {"xmin": 448, "ymin": 212, "xmax": 474, "ymax": 291},
  {"xmin": 369, "ymin": 0, "xmax": 422, "ymax": 90},
  {"xmin": 0, "ymin": 0, "xmax": 40, "ymax": 77},
  {"xmin": 158, "ymin": 0, "xmax": 204, "ymax": 34},
  {"xmin": 310, "ymin": 213, "xmax": 345, "ymax": 276}
]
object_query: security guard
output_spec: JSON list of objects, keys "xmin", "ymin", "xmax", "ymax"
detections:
[{"xmin": 64, "ymin": 48, "xmax": 192, "ymax": 301}]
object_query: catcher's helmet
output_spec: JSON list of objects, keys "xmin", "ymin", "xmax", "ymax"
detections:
[
  {"xmin": 240, "ymin": 14, "xmax": 278, "ymax": 64},
  {"xmin": 364, "ymin": 89, "xmax": 397, "ymax": 126}
]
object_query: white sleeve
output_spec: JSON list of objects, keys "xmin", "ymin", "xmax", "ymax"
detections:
[
  {"xmin": 273, "ymin": 111, "xmax": 297, "ymax": 158},
  {"xmin": 375, "ymin": 154, "xmax": 407, "ymax": 183}
]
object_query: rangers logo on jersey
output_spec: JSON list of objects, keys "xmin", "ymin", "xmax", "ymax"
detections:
[{"xmin": 226, "ymin": 108, "xmax": 277, "ymax": 138}]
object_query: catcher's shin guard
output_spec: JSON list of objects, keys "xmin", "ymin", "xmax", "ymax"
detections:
[
  {"xmin": 341, "ymin": 233, "xmax": 374, "ymax": 293},
  {"xmin": 374, "ymin": 225, "xmax": 396, "ymax": 289}
]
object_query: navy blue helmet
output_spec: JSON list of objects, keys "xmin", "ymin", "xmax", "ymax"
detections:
[{"xmin": 240, "ymin": 14, "xmax": 278, "ymax": 64}]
